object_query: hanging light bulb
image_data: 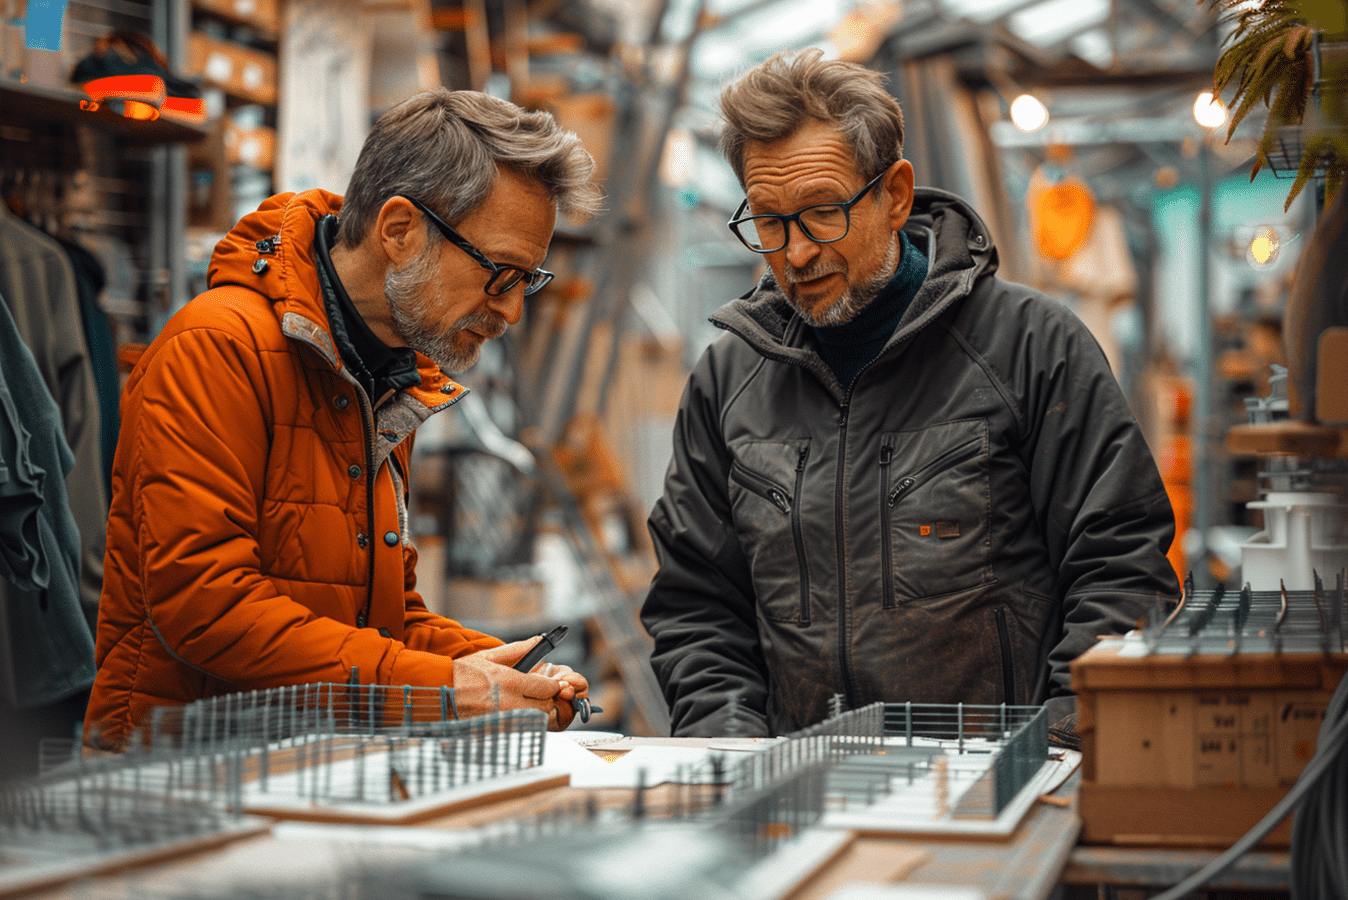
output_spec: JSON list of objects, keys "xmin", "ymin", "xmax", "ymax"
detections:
[
  {"xmin": 1010, "ymin": 94, "xmax": 1049, "ymax": 132},
  {"xmin": 1247, "ymin": 225, "xmax": 1282, "ymax": 268},
  {"xmin": 1193, "ymin": 91, "xmax": 1227, "ymax": 129}
]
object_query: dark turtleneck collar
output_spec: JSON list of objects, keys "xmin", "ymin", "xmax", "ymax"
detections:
[
  {"xmin": 313, "ymin": 215, "xmax": 420, "ymax": 401},
  {"xmin": 809, "ymin": 230, "xmax": 928, "ymax": 390}
]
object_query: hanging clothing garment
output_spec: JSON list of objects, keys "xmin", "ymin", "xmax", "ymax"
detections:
[
  {"xmin": 0, "ymin": 205, "xmax": 108, "ymax": 635},
  {"xmin": 55, "ymin": 236, "xmax": 119, "ymax": 500},
  {"xmin": 0, "ymin": 291, "xmax": 97, "ymax": 710}
]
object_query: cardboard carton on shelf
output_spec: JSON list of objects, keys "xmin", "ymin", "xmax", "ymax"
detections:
[
  {"xmin": 187, "ymin": 31, "xmax": 276, "ymax": 105},
  {"xmin": 192, "ymin": 0, "xmax": 280, "ymax": 36}
]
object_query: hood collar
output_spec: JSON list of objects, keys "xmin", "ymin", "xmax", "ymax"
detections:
[
  {"xmin": 206, "ymin": 189, "xmax": 468, "ymax": 409},
  {"xmin": 711, "ymin": 187, "xmax": 996, "ymax": 354}
]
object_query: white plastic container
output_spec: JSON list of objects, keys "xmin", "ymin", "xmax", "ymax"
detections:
[{"xmin": 1239, "ymin": 491, "xmax": 1348, "ymax": 591}]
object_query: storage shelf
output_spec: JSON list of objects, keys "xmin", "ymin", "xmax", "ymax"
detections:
[{"xmin": 1, "ymin": 79, "xmax": 211, "ymax": 145}]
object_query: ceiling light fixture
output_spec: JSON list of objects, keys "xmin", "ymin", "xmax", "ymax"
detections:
[
  {"xmin": 1010, "ymin": 93, "xmax": 1049, "ymax": 132},
  {"xmin": 1193, "ymin": 91, "xmax": 1227, "ymax": 129}
]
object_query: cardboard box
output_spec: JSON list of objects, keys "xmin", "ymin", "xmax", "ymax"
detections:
[
  {"xmin": 192, "ymin": 0, "xmax": 280, "ymax": 35},
  {"xmin": 188, "ymin": 31, "xmax": 276, "ymax": 104},
  {"xmin": 224, "ymin": 121, "xmax": 275, "ymax": 170},
  {"xmin": 1073, "ymin": 638, "xmax": 1348, "ymax": 847}
]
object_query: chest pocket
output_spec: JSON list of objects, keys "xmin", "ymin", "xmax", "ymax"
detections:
[
  {"xmin": 727, "ymin": 439, "xmax": 811, "ymax": 624},
  {"xmin": 879, "ymin": 420, "xmax": 993, "ymax": 606}
]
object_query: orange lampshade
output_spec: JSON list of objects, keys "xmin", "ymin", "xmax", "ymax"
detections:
[
  {"xmin": 1033, "ymin": 180, "xmax": 1095, "ymax": 260},
  {"xmin": 79, "ymin": 74, "xmax": 167, "ymax": 107}
]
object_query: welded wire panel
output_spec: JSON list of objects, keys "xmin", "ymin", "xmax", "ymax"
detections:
[
  {"xmin": 1140, "ymin": 578, "xmax": 1346, "ymax": 656},
  {"xmin": 240, "ymin": 710, "xmax": 548, "ymax": 806},
  {"xmin": 150, "ymin": 682, "xmax": 471, "ymax": 756},
  {"xmin": 882, "ymin": 702, "xmax": 1044, "ymax": 746},
  {"xmin": 0, "ymin": 744, "xmax": 256, "ymax": 896}
]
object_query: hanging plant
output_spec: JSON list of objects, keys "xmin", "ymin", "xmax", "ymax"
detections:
[{"xmin": 1209, "ymin": 0, "xmax": 1348, "ymax": 209}]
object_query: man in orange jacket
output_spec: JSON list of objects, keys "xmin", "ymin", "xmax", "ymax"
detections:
[{"xmin": 85, "ymin": 89, "xmax": 601, "ymax": 750}]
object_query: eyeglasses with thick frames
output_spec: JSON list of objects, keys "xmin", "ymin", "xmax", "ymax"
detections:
[
  {"xmin": 401, "ymin": 195, "xmax": 555, "ymax": 297},
  {"xmin": 727, "ymin": 168, "xmax": 889, "ymax": 254}
]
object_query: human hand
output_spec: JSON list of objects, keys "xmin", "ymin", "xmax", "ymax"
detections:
[{"xmin": 452, "ymin": 637, "xmax": 589, "ymax": 731}]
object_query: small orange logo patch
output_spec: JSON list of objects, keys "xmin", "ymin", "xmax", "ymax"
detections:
[{"xmin": 919, "ymin": 525, "xmax": 932, "ymax": 536}]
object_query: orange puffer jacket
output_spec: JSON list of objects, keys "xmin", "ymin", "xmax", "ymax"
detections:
[{"xmin": 85, "ymin": 190, "xmax": 502, "ymax": 750}]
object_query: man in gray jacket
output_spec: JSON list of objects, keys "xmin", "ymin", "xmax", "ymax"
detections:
[{"xmin": 640, "ymin": 49, "xmax": 1179, "ymax": 737}]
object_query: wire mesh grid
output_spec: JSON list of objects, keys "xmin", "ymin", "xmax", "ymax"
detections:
[
  {"xmin": 1141, "ymin": 572, "xmax": 1346, "ymax": 656},
  {"xmin": 0, "ymin": 742, "xmax": 242, "ymax": 854},
  {"xmin": 148, "ymin": 682, "xmax": 476, "ymax": 753},
  {"xmin": 1264, "ymin": 124, "xmax": 1331, "ymax": 179},
  {"xmin": 154, "ymin": 703, "xmax": 547, "ymax": 806}
]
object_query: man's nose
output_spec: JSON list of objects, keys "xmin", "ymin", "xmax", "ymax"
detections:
[
  {"xmin": 488, "ymin": 286, "xmax": 525, "ymax": 325},
  {"xmin": 783, "ymin": 220, "xmax": 820, "ymax": 269}
]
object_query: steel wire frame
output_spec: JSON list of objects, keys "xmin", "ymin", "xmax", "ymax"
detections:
[
  {"xmin": 1141, "ymin": 574, "xmax": 1346, "ymax": 656},
  {"xmin": 149, "ymin": 696, "xmax": 547, "ymax": 804},
  {"xmin": 0, "ymin": 741, "xmax": 242, "ymax": 853}
]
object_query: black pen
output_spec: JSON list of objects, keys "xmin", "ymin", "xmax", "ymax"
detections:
[{"xmin": 512, "ymin": 624, "xmax": 569, "ymax": 672}]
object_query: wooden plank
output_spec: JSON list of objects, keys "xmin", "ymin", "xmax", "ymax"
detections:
[
  {"xmin": 1078, "ymin": 783, "xmax": 1295, "ymax": 848},
  {"xmin": 1226, "ymin": 421, "xmax": 1348, "ymax": 457}
]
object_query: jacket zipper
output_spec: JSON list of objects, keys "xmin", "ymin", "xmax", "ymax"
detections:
[
  {"xmin": 995, "ymin": 606, "xmax": 1016, "ymax": 704},
  {"xmin": 836, "ymin": 399, "xmax": 858, "ymax": 708},
  {"xmin": 887, "ymin": 437, "xmax": 981, "ymax": 506},
  {"xmin": 791, "ymin": 446, "xmax": 810, "ymax": 624},
  {"xmin": 355, "ymin": 385, "xmax": 378, "ymax": 630},
  {"xmin": 729, "ymin": 461, "xmax": 791, "ymax": 514},
  {"xmin": 879, "ymin": 446, "xmax": 896, "ymax": 609}
]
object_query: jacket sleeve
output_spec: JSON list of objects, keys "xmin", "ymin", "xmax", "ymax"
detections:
[
  {"xmin": 130, "ymin": 326, "xmax": 466, "ymax": 691},
  {"xmin": 640, "ymin": 350, "xmax": 771, "ymax": 737},
  {"xmin": 400, "ymin": 543, "xmax": 503, "ymax": 657},
  {"xmin": 1012, "ymin": 298, "xmax": 1179, "ymax": 696}
]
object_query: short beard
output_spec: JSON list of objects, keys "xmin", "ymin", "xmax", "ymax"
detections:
[
  {"xmin": 385, "ymin": 243, "xmax": 507, "ymax": 374},
  {"xmin": 786, "ymin": 232, "xmax": 900, "ymax": 327}
]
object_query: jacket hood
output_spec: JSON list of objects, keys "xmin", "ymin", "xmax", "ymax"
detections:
[
  {"xmin": 710, "ymin": 187, "xmax": 999, "ymax": 357},
  {"xmin": 207, "ymin": 190, "xmax": 465, "ymax": 405}
]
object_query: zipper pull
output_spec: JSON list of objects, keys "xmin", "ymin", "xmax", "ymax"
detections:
[
  {"xmin": 880, "ymin": 446, "xmax": 892, "ymax": 466},
  {"xmin": 769, "ymin": 489, "xmax": 790, "ymax": 514},
  {"xmin": 889, "ymin": 476, "xmax": 916, "ymax": 506}
]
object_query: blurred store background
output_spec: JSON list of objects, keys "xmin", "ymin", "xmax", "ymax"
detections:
[{"xmin": 2, "ymin": 0, "xmax": 1345, "ymax": 738}]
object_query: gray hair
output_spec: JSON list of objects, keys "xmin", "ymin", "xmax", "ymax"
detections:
[
  {"xmin": 337, "ymin": 88, "xmax": 602, "ymax": 248},
  {"xmin": 718, "ymin": 49, "xmax": 905, "ymax": 187}
]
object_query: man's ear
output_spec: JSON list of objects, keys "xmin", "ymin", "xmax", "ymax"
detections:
[
  {"xmin": 885, "ymin": 159, "xmax": 915, "ymax": 232},
  {"xmin": 372, "ymin": 196, "xmax": 425, "ymax": 265}
]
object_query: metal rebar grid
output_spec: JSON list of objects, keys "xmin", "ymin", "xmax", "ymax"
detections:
[
  {"xmin": 729, "ymin": 703, "xmax": 887, "ymax": 797},
  {"xmin": 881, "ymin": 701, "xmax": 1045, "ymax": 747},
  {"xmin": 149, "ymin": 682, "xmax": 478, "ymax": 754},
  {"xmin": 715, "ymin": 762, "xmax": 827, "ymax": 860},
  {"xmin": 160, "ymin": 706, "xmax": 549, "ymax": 808},
  {"xmin": 1141, "ymin": 572, "xmax": 1346, "ymax": 656},
  {"xmin": 0, "ymin": 742, "xmax": 241, "ymax": 855}
]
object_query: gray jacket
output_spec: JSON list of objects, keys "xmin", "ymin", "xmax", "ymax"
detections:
[{"xmin": 641, "ymin": 188, "xmax": 1178, "ymax": 737}]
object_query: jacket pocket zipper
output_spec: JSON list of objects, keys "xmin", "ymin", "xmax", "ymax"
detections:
[
  {"xmin": 888, "ymin": 436, "xmax": 982, "ymax": 506},
  {"xmin": 791, "ymin": 446, "xmax": 810, "ymax": 624},
  {"xmin": 730, "ymin": 460, "xmax": 792, "ymax": 514},
  {"xmin": 995, "ymin": 605, "xmax": 1016, "ymax": 705},
  {"xmin": 880, "ymin": 445, "xmax": 896, "ymax": 608}
]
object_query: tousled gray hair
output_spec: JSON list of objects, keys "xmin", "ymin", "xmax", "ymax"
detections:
[
  {"xmin": 718, "ymin": 49, "xmax": 905, "ymax": 187},
  {"xmin": 337, "ymin": 88, "xmax": 602, "ymax": 248}
]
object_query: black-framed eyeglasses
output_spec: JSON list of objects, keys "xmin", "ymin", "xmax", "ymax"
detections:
[
  {"xmin": 401, "ymin": 195, "xmax": 555, "ymax": 297},
  {"xmin": 727, "ymin": 168, "xmax": 889, "ymax": 254}
]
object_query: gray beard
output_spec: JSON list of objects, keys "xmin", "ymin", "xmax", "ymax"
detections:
[
  {"xmin": 384, "ymin": 245, "xmax": 506, "ymax": 374},
  {"xmin": 786, "ymin": 232, "xmax": 900, "ymax": 327}
]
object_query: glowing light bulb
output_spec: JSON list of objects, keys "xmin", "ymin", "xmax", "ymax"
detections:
[
  {"xmin": 1193, "ymin": 92, "xmax": 1226, "ymax": 129},
  {"xmin": 1247, "ymin": 225, "xmax": 1281, "ymax": 267},
  {"xmin": 1010, "ymin": 94, "xmax": 1049, "ymax": 133}
]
